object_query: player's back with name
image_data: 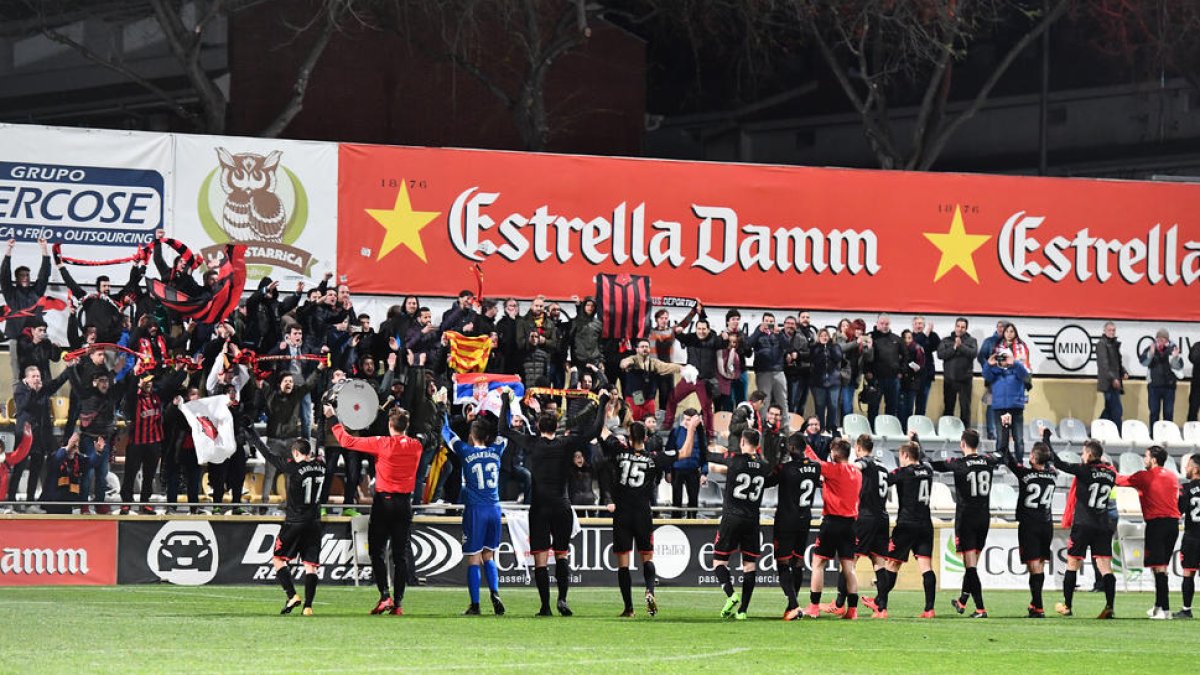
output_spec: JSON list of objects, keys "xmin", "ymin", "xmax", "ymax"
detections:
[
  {"xmin": 458, "ymin": 438, "xmax": 507, "ymax": 507},
  {"xmin": 890, "ymin": 462, "xmax": 933, "ymax": 525},
  {"xmin": 722, "ymin": 453, "xmax": 773, "ymax": 521},
  {"xmin": 285, "ymin": 458, "xmax": 326, "ymax": 523},
  {"xmin": 610, "ymin": 448, "xmax": 668, "ymax": 512},
  {"xmin": 1012, "ymin": 463, "xmax": 1057, "ymax": 523},
  {"xmin": 1055, "ymin": 455, "xmax": 1116, "ymax": 529},
  {"xmin": 774, "ymin": 459, "xmax": 821, "ymax": 527},
  {"xmin": 855, "ymin": 456, "xmax": 889, "ymax": 519},
  {"xmin": 931, "ymin": 454, "xmax": 997, "ymax": 518},
  {"xmin": 1181, "ymin": 478, "xmax": 1200, "ymax": 537}
]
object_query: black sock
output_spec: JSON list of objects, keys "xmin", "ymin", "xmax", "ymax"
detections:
[
  {"xmin": 792, "ymin": 563, "xmax": 805, "ymax": 598},
  {"xmin": 1155, "ymin": 571, "xmax": 1169, "ymax": 611},
  {"xmin": 1063, "ymin": 570, "xmax": 1077, "ymax": 608},
  {"xmin": 739, "ymin": 573, "xmax": 756, "ymax": 613},
  {"xmin": 923, "ymin": 571, "xmax": 936, "ymax": 612},
  {"xmin": 618, "ymin": 567, "xmax": 633, "ymax": 611},
  {"xmin": 1103, "ymin": 573, "xmax": 1116, "ymax": 609},
  {"xmin": 967, "ymin": 567, "xmax": 984, "ymax": 610},
  {"xmin": 555, "ymin": 558, "xmax": 571, "ymax": 602},
  {"xmin": 716, "ymin": 564, "xmax": 734, "ymax": 597},
  {"xmin": 1030, "ymin": 572, "xmax": 1045, "ymax": 610},
  {"xmin": 877, "ymin": 570, "xmax": 894, "ymax": 610},
  {"xmin": 643, "ymin": 561, "xmax": 656, "ymax": 595},
  {"xmin": 835, "ymin": 575, "xmax": 847, "ymax": 608},
  {"xmin": 303, "ymin": 572, "xmax": 318, "ymax": 608},
  {"xmin": 277, "ymin": 566, "xmax": 297, "ymax": 598},
  {"xmin": 1182, "ymin": 576, "xmax": 1195, "ymax": 609},
  {"xmin": 848, "ymin": 592, "xmax": 859, "ymax": 608},
  {"xmin": 874, "ymin": 568, "xmax": 889, "ymax": 601},
  {"xmin": 809, "ymin": 590, "xmax": 821, "ymax": 606},
  {"xmin": 959, "ymin": 567, "xmax": 971, "ymax": 605},
  {"xmin": 778, "ymin": 564, "xmax": 797, "ymax": 607},
  {"xmin": 534, "ymin": 566, "xmax": 551, "ymax": 610}
]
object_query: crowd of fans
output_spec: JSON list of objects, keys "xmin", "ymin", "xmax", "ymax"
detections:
[{"xmin": 0, "ymin": 234, "xmax": 1198, "ymax": 516}]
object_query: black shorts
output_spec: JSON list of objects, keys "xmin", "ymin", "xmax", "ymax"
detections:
[
  {"xmin": 274, "ymin": 520, "xmax": 323, "ymax": 566},
  {"xmin": 1144, "ymin": 518, "xmax": 1180, "ymax": 567},
  {"xmin": 530, "ymin": 501, "xmax": 574, "ymax": 554},
  {"xmin": 714, "ymin": 515, "xmax": 761, "ymax": 561},
  {"xmin": 1018, "ymin": 520, "xmax": 1053, "ymax": 563},
  {"xmin": 613, "ymin": 509, "xmax": 654, "ymax": 554},
  {"xmin": 1180, "ymin": 536, "xmax": 1200, "ymax": 572},
  {"xmin": 888, "ymin": 522, "xmax": 934, "ymax": 562},
  {"xmin": 813, "ymin": 516, "xmax": 856, "ymax": 561},
  {"xmin": 854, "ymin": 516, "xmax": 889, "ymax": 558},
  {"xmin": 773, "ymin": 517, "xmax": 812, "ymax": 562},
  {"xmin": 955, "ymin": 512, "xmax": 991, "ymax": 554},
  {"xmin": 1066, "ymin": 525, "xmax": 1113, "ymax": 559}
]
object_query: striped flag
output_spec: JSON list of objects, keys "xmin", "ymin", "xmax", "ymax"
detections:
[
  {"xmin": 444, "ymin": 330, "xmax": 492, "ymax": 373},
  {"xmin": 596, "ymin": 273, "xmax": 651, "ymax": 340},
  {"xmin": 147, "ymin": 244, "xmax": 246, "ymax": 324}
]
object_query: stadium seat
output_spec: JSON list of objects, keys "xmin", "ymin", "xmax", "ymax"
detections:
[
  {"xmin": 930, "ymin": 482, "xmax": 956, "ymax": 514},
  {"xmin": 1185, "ymin": 422, "xmax": 1200, "ymax": 447},
  {"xmin": 1054, "ymin": 450, "xmax": 1081, "ymax": 487},
  {"xmin": 1057, "ymin": 417, "xmax": 1088, "ymax": 445},
  {"xmin": 711, "ymin": 411, "xmax": 732, "ymax": 442},
  {"xmin": 1091, "ymin": 419, "xmax": 1122, "ymax": 445},
  {"xmin": 1164, "ymin": 455, "xmax": 1180, "ymax": 476},
  {"xmin": 876, "ymin": 449, "xmax": 898, "ymax": 471},
  {"xmin": 1121, "ymin": 420, "xmax": 1153, "ymax": 449},
  {"xmin": 0, "ymin": 398, "xmax": 13, "ymax": 427},
  {"xmin": 906, "ymin": 415, "xmax": 937, "ymax": 439},
  {"xmin": 936, "ymin": 416, "xmax": 965, "ymax": 443},
  {"xmin": 1026, "ymin": 417, "xmax": 1056, "ymax": 444},
  {"xmin": 1118, "ymin": 451, "xmax": 1143, "ymax": 475},
  {"xmin": 51, "ymin": 396, "xmax": 70, "ymax": 428},
  {"xmin": 1115, "ymin": 486, "xmax": 1141, "ymax": 517},
  {"xmin": 843, "ymin": 414, "xmax": 873, "ymax": 441},
  {"xmin": 1116, "ymin": 520, "xmax": 1147, "ymax": 590},
  {"xmin": 990, "ymin": 483, "xmax": 1018, "ymax": 513},
  {"xmin": 874, "ymin": 414, "xmax": 906, "ymax": 442},
  {"xmin": 761, "ymin": 486, "xmax": 778, "ymax": 509},
  {"xmin": 698, "ymin": 479, "xmax": 723, "ymax": 508},
  {"xmin": 1152, "ymin": 421, "xmax": 1192, "ymax": 451}
]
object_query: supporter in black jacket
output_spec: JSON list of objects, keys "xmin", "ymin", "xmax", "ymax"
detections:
[
  {"xmin": 16, "ymin": 319, "xmax": 60, "ymax": 383},
  {"xmin": 58, "ymin": 259, "xmax": 145, "ymax": 344},
  {"xmin": 245, "ymin": 276, "xmax": 302, "ymax": 352},
  {"xmin": 1, "ymin": 238, "xmax": 51, "ymax": 351},
  {"xmin": 862, "ymin": 314, "xmax": 903, "ymax": 423}
]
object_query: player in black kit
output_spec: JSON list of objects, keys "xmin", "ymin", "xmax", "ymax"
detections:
[
  {"xmin": 499, "ymin": 390, "xmax": 608, "ymax": 617},
  {"xmin": 1177, "ymin": 453, "xmax": 1200, "ymax": 619},
  {"xmin": 870, "ymin": 441, "xmax": 937, "ymax": 618},
  {"xmin": 999, "ymin": 417, "xmax": 1058, "ymax": 618},
  {"xmin": 599, "ymin": 418, "xmax": 677, "ymax": 617},
  {"xmin": 928, "ymin": 428, "xmax": 998, "ymax": 618},
  {"xmin": 1052, "ymin": 438, "xmax": 1118, "ymax": 619},
  {"xmin": 828, "ymin": 434, "xmax": 890, "ymax": 616},
  {"xmin": 710, "ymin": 429, "xmax": 776, "ymax": 620},
  {"xmin": 263, "ymin": 438, "xmax": 326, "ymax": 616},
  {"xmin": 773, "ymin": 434, "xmax": 822, "ymax": 620}
]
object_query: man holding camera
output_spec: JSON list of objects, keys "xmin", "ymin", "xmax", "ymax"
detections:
[{"xmin": 983, "ymin": 347, "xmax": 1029, "ymax": 462}]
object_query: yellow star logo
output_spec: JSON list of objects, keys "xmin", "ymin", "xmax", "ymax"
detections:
[
  {"xmin": 364, "ymin": 182, "xmax": 440, "ymax": 262},
  {"xmin": 923, "ymin": 205, "xmax": 991, "ymax": 283}
]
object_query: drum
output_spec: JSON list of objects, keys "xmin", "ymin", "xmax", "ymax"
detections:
[{"xmin": 324, "ymin": 379, "xmax": 380, "ymax": 431}]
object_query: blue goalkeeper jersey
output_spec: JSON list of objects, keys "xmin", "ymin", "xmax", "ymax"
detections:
[{"xmin": 442, "ymin": 420, "xmax": 506, "ymax": 507}]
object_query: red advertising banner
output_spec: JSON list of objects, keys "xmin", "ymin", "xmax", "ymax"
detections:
[
  {"xmin": 336, "ymin": 144, "xmax": 1200, "ymax": 320},
  {"xmin": 0, "ymin": 519, "xmax": 117, "ymax": 586}
]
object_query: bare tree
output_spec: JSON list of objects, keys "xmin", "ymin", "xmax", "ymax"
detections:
[
  {"xmin": 25, "ymin": 0, "xmax": 352, "ymax": 136},
  {"xmin": 796, "ymin": 0, "xmax": 1070, "ymax": 170},
  {"xmin": 1084, "ymin": 0, "xmax": 1200, "ymax": 94}
]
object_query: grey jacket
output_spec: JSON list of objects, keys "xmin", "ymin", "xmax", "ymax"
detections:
[
  {"xmin": 1095, "ymin": 336, "xmax": 1126, "ymax": 393},
  {"xmin": 937, "ymin": 332, "xmax": 979, "ymax": 382}
]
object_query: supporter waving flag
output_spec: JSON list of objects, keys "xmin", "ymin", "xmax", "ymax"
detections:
[
  {"xmin": 445, "ymin": 330, "xmax": 492, "ymax": 373},
  {"xmin": 596, "ymin": 273, "xmax": 651, "ymax": 340},
  {"xmin": 147, "ymin": 244, "xmax": 246, "ymax": 323}
]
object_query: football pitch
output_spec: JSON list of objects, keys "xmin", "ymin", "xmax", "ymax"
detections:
[{"xmin": 1, "ymin": 586, "xmax": 1193, "ymax": 672}]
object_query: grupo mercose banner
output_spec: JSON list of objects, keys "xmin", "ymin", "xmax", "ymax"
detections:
[{"xmin": 337, "ymin": 144, "xmax": 1200, "ymax": 321}]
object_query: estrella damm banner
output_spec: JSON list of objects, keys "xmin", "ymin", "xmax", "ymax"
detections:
[{"xmin": 336, "ymin": 143, "xmax": 1200, "ymax": 321}]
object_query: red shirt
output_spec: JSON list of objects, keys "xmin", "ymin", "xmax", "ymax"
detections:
[
  {"xmin": 806, "ymin": 447, "xmax": 861, "ymax": 519},
  {"xmin": 332, "ymin": 423, "xmax": 424, "ymax": 494},
  {"xmin": 1116, "ymin": 466, "xmax": 1181, "ymax": 520},
  {"xmin": 0, "ymin": 432, "xmax": 32, "ymax": 501}
]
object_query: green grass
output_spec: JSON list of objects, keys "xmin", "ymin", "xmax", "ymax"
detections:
[{"xmin": 0, "ymin": 586, "xmax": 1194, "ymax": 672}]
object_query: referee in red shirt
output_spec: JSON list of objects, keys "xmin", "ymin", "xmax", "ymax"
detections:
[
  {"xmin": 1116, "ymin": 445, "xmax": 1181, "ymax": 619},
  {"xmin": 328, "ymin": 405, "xmax": 425, "ymax": 616},
  {"xmin": 802, "ymin": 438, "xmax": 863, "ymax": 619}
]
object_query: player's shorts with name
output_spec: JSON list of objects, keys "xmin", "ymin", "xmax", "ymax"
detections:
[
  {"xmin": 529, "ymin": 500, "xmax": 574, "ymax": 554},
  {"xmin": 813, "ymin": 515, "xmax": 855, "ymax": 560},
  {"xmin": 853, "ymin": 515, "xmax": 889, "ymax": 558},
  {"xmin": 1017, "ymin": 519, "xmax": 1053, "ymax": 562},
  {"xmin": 954, "ymin": 510, "xmax": 991, "ymax": 554},
  {"xmin": 462, "ymin": 503, "xmax": 503, "ymax": 554},
  {"xmin": 1143, "ymin": 517, "xmax": 1180, "ymax": 567},
  {"xmin": 1066, "ymin": 524, "xmax": 1114, "ymax": 559},
  {"xmin": 714, "ymin": 514, "xmax": 761, "ymax": 560},
  {"xmin": 275, "ymin": 520, "xmax": 324, "ymax": 565},
  {"xmin": 888, "ymin": 521, "xmax": 934, "ymax": 562},
  {"xmin": 773, "ymin": 513, "xmax": 812, "ymax": 562},
  {"xmin": 613, "ymin": 507, "xmax": 654, "ymax": 554},
  {"xmin": 1179, "ymin": 534, "xmax": 1200, "ymax": 571}
]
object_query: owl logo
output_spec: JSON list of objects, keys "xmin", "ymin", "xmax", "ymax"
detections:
[{"xmin": 215, "ymin": 147, "xmax": 288, "ymax": 243}]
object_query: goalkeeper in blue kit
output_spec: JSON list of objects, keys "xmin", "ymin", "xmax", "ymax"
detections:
[{"xmin": 443, "ymin": 413, "xmax": 507, "ymax": 615}]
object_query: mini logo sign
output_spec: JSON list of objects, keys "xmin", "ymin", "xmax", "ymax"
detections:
[
  {"xmin": 147, "ymin": 521, "xmax": 218, "ymax": 585},
  {"xmin": 1030, "ymin": 324, "xmax": 1096, "ymax": 372},
  {"xmin": 197, "ymin": 148, "xmax": 314, "ymax": 275}
]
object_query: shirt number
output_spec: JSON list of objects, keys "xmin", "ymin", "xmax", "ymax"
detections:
[
  {"xmin": 733, "ymin": 473, "xmax": 765, "ymax": 502},
  {"xmin": 876, "ymin": 468, "xmax": 889, "ymax": 499},
  {"xmin": 917, "ymin": 479, "xmax": 931, "ymax": 505},
  {"xmin": 471, "ymin": 463, "xmax": 499, "ymax": 490},
  {"xmin": 1022, "ymin": 483, "xmax": 1054, "ymax": 510},
  {"xmin": 619, "ymin": 460, "xmax": 647, "ymax": 488},
  {"xmin": 1087, "ymin": 482, "xmax": 1109, "ymax": 510},
  {"xmin": 301, "ymin": 475, "xmax": 325, "ymax": 505},
  {"xmin": 966, "ymin": 471, "xmax": 991, "ymax": 497},
  {"xmin": 1189, "ymin": 496, "xmax": 1200, "ymax": 523},
  {"xmin": 797, "ymin": 480, "xmax": 816, "ymax": 508}
]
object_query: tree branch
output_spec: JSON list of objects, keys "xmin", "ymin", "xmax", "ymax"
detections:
[{"xmin": 260, "ymin": 0, "xmax": 342, "ymax": 137}]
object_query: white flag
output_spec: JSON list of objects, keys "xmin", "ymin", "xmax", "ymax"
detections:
[
  {"xmin": 502, "ymin": 509, "xmax": 535, "ymax": 573},
  {"xmin": 180, "ymin": 395, "xmax": 238, "ymax": 464}
]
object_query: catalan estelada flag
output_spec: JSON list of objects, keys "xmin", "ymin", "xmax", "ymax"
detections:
[{"xmin": 444, "ymin": 330, "xmax": 492, "ymax": 373}]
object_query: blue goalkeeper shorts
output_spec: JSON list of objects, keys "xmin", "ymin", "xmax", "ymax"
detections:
[{"xmin": 462, "ymin": 504, "xmax": 503, "ymax": 555}]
